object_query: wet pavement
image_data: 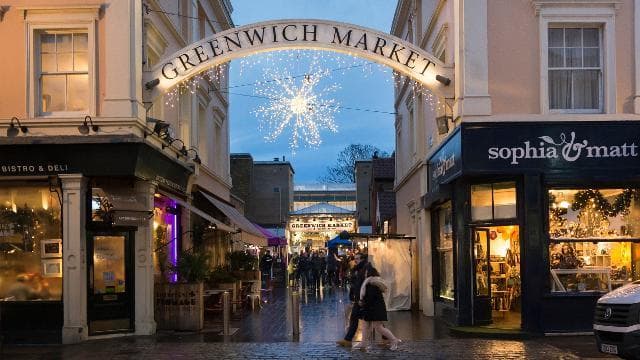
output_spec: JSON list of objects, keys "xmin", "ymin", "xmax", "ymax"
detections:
[{"xmin": 0, "ymin": 285, "xmax": 616, "ymax": 359}]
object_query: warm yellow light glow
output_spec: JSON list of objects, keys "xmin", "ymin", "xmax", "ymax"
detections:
[
  {"xmin": 153, "ymin": 221, "xmax": 159, "ymax": 230},
  {"xmin": 41, "ymin": 191, "xmax": 49, "ymax": 210},
  {"xmin": 289, "ymin": 94, "xmax": 309, "ymax": 115},
  {"xmin": 559, "ymin": 201, "xmax": 570, "ymax": 209}
]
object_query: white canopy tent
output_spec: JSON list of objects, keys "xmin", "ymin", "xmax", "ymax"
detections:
[{"xmin": 366, "ymin": 237, "xmax": 412, "ymax": 311}]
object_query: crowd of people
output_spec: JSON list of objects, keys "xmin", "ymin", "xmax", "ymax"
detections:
[
  {"xmin": 287, "ymin": 248, "xmax": 361, "ymax": 290},
  {"xmin": 285, "ymin": 247, "xmax": 401, "ymax": 351}
]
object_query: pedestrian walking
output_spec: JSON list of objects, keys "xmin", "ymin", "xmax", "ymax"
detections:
[
  {"xmin": 335, "ymin": 252, "xmax": 367, "ymax": 347},
  {"xmin": 260, "ymin": 250, "xmax": 274, "ymax": 289},
  {"xmin": 310, "ymin": 251, "xmax": 322, "ymax": 290},
  {"xmin": 353, "ymin": 265, "xmax": 401, "ymax": 351}
]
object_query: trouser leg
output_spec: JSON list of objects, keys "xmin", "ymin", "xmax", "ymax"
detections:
[{"xmin": 344, "ymin": 303, "xmax": 360, "ymax": 341}]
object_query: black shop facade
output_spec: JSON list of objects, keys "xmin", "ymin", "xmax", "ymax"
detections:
[{"xmin": 425, "ymin": 121, "xmax": 640, "ymax": 333}]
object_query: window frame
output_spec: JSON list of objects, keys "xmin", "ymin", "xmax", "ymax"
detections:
[
  {"xmin": 537, "ymin": 4, "xmax": 616, "ymax": 115},
  {"xmin": 25, "ymin": 7, "xmax": 98, "ymax": 118},
  {"xmin": 434, "ymin": 201, "xmax": 456, "ymax": 302},
  {"xmin": 545, "ymin": 186, "xmax": 640, "ymax": 295}
]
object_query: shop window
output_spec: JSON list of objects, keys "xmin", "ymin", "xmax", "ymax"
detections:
[
  {"xmin": 0, "ymin": 185, "xmax": 62, "ymax": 301},
  {"xmin": 548, "ymin": 189, "xmax": 640, "ymax": 293},
  {"xmin": 153, "ymin": 194, "xmax": 179, "ymax": 283},
  {"xmin": 437, "ymin": 202, "xmax": 454, "ymax": 300},
  {"xmin": 548, "ymin": 27, "xmax": 602, "ymax": 112},
  {"xmin": 471, "ymin": 182, "xmax": 517, "ymax": 221}
]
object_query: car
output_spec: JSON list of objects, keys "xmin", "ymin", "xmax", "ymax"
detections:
[{"xmin": 594, "ymin": 280, "xmax": 640, "ymax": 359}]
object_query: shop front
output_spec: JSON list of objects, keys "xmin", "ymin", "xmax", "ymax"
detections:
[
  {"xmin": 0, "ymin": 139, "xmax": 192, "ymax": 343},
  {"xmin": 426, "ymin": 121, "xmax": 640, "ymax": 333}
]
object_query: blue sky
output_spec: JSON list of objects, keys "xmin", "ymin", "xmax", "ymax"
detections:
[{"xmin": 229, "ymin": 0, "xmax": 396, "ymax": 183}]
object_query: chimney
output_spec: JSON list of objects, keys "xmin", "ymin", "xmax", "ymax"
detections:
[
  {"xmin": 282, "ymin": 155, "xmax": 286, "ymax": 161},
  {"xmin": 273, "ymin": 157, "xmax": 279, "ymax": 161}
]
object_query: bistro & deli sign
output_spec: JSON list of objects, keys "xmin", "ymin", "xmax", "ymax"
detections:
[{"xmin": 146, "ymin": 20, "xmax": 451, "ymax": 97}]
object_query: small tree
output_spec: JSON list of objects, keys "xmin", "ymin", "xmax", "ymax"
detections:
[{"xmin": 318, "ymin": 144, "xmax": 389, "ymax": 183}]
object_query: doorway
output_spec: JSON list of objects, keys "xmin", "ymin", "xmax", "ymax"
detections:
[
  {"xmin": 473, "ymin": 225, "xmax": 521, "ymax": 328},
  {"xmin": 87, "ymin": 230, "xmax": 134, "ymax": 335}
]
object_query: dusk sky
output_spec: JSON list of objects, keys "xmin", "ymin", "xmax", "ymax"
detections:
[{"xmin": 228, "ymin": 0, "xmax": 396, "ymax": 183}]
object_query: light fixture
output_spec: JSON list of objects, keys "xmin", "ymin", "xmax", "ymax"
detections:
[
  {"xmin": 78, "ymin": 115, "xmax": 99, "ymax": 134},
  {"xmin": 7, "ymin": 117, "xmax": 28, "ymax": 137},
  {"xmin": 435, "ymin": 75, "xmax": 451, "ymax": 86},
  {"xmin": 187, "ymin": 147, "xmax": 201, "ymax": 164},
  {"xmin": 436, "ymin": 115, "xmax": 452, "ymax": 135},
  {"xmin": 162, "ymin": 138, "xmax": 188, "ymax": 158},
  {"xmin": 147, "ymin": 117, "xmax": 171, "ymax": 138}
]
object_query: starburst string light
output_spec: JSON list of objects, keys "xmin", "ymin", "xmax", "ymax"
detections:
[{"xmin": 253, "ymin": 58, "xmax": 340, "ymax": 152}]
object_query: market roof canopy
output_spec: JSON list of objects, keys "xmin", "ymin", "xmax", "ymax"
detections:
[
  {"xmin": 144, "ymin": 19, "xmax": 453, "ymax": 100},
  {"xmin": 290, "ymin": 202, "xmax": 354, "ymax": 215},
  {"xmin": 199, "ymin": 192, "xmax": 267, "ymax": 246}
]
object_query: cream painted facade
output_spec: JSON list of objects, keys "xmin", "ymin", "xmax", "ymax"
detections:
[
  {"xmin": 0, "ymin": 0, "xmax": 234, "ymax": 344},
  {"xmin": 392, "ymin": 0, "xmax": 640, "ymax": 320}
]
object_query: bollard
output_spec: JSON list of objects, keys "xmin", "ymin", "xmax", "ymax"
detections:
[
  {"xmin": 291, "ymin": 291, "xmax": 300, "ymax": 337},
  {"xmin": 223, "ymin": 291, "xmax": 230, "ymax": 335}
]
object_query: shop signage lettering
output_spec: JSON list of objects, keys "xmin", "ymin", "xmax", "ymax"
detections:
[
  {"xmin": 154, "ymin": 175, "xmax": 186, "ymax": 193},
  {"xmin": 432, "ymin": 153, "xmax": 456, "ymax": 179},
  {"xmin": 290, "ymin": 222, "xmax": 354, "ymax": 231},
  {"xmin": 149, "ymin": 20, "xmax": 449, "ymax": 95},
  {"xmin": 488, "ymin": 132, "xmax": 639, "ymax": 165},
  {"xmin": 0, "ymin": 163, "xmax": 69, "ymax": 175}
]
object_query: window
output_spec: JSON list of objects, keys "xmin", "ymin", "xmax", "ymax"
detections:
[
  {"xmin": 0, "ymin": 185, "xmax": 62, "ymax": 301},
  {"xmin": 471, "ymin": 182, "xmax": 517, "ymax": 221},
  {"xmin": 437, "ymin": 202, "xmax": 454, "ymax": 300},
  {"xmin": 39, "ymin": 31, "xmax": 89, "ymax": 113},
  {"xmin": 548, "ymin": 189, "xmax": 640, "ymax": 293},
  {"xmin": 25, "ymin": 7, "xmax": 98, "ymax": 117},
  {"xmin": 535, "ymin": 0, "xmax": 617, "ymax": 114},
  {"xmin": 548, "ymin": 27, "xmax": 602, "ymax": 112}
]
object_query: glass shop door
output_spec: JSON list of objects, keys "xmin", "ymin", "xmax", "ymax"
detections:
[
  {"xmin": 87, "ymin": 230, "xmax": 134, "ymax": 335},
  {"xmin": 472, "ymin": 228, "xmax": 492, "ymax": 325}
]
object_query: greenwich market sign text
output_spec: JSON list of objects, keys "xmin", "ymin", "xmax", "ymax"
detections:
[
  {"xmin": 488, "ymin": 132, "xmax": 638, "ymax": 165},
  {"xmin": 146, "ymin": 20, "xmax": 451, "ymax": 96},
  {"xmin": 290, "ymin": 221, "xmax": 354, "ymax": 232}
]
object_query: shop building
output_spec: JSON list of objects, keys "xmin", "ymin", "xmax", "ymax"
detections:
[
  {"xmin": 0, "ymin": 0, "xmax": 266, "ymax": 344},
  {"xmin": 392, "ymin": 0, "xmax": 640, "ymax": 332}
]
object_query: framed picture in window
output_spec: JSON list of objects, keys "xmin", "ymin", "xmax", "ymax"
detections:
[
  {"xmin": 42, "ymin": 259, "xmax": 62, "ymax": 278},
  {"xmin": 41, "ymin": 239, "xmax": 62, "ymax": 258}
]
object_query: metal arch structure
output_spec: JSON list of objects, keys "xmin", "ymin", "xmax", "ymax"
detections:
[{"xmin": 144, "ymin": 19, "xmax": 453, "ymax": 99}]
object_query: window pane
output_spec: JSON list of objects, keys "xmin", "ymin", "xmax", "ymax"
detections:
[
  {"xmin": 493, "ymin": 182, "xmax": 517, "ymax": 219},
  {"xmin": 583, "ymin": 48, "xmax": 600, "ymax": 67},
  {"xmin": 583, "ymin": 28, "xmax": 599, "ymax": 47},
  {"xmin": 41, "ymin": 75, "xmax": 66, "ymax": 112},
  {"xmin": 565, "ymin": 28, "xmax": 581, "ymax": 47},
  {"xmin": 41, "ymin": 53, "xmax": 56, "ymax": 73},
  {"xmin": 438, "ymin": 202, "xmax": 454, "ymax": 300},
  {"xmin": 549, "ymin": 189, "xmax": 640, "ymax": 239},
  {"xmin": 56, "ymin": 34, "xmax": 72, "ymax": 53},
  {"xmin": 549, "ymin": 242, "xmax": 638, "ymax": 293},
  {"xmin": 474, "ymin": 230, "xmax": 489, "ymax": 296},
  {"xmin": 57, "ymin": 53, "xmax": 73, "ymax": 72},
  {"xmin": 548, "ymin": 48, "xmax": 564, "ymax": 67},
  {"xmin": 549, "ymin": 70, "xmax": 571, "ymax": 109},
  {"xmin": 73, "ymin": 33, "xmax": 88, "ymax": 51},
  {"xmin": 67, "ymin": 74, "xmax": 88, "ymax": 111},
  {"xmin": 74, "ymin": 52, "xmax": 88, "ymax": 71},
  {"xmin": 0, "ymin": 185, "xmax": 62, "ymax": 301},
  {"xmin": 471, "ymin": 184, "xmax": 493, "ymax": 221},
  {"xmin": 41, "ymin": 34, "xmax": 56, "ymax": 53},
  {"xmin": 548, "ymin": 28, "xmax": 564, "ymax": 47},
  {"xmin": 566, "ymin": 48, "xmax": 582, "ymax": 67},
  {"xmin": 573, "ymin": 70, "xmax": 600, "ymax": 109}
]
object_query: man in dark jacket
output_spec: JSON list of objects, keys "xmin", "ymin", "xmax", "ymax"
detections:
[
  {"xmin": 260, "ymin": 250, "xmax": 274, "ymax": 289},
  {"xmin": 336, "ymin": 252, "xmax": 368, "ymax": 347}
]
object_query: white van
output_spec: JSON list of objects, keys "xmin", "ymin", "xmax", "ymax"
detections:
[{"xmin": 594, "ymin": 280, "xmax": 640, "ymax": 359}]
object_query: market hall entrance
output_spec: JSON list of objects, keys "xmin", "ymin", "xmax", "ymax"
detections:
[
  {"xmin": 473, "ymin": 226, "xmax": 521, "ymax": 328},
  {"xmin": 87, "ymin": 230, "xmax": 134, "ymax": 335}
]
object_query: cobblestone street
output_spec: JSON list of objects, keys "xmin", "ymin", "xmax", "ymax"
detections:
[{"xmin": 0, "ymin": 286, "xmax": 613, "ymax": 359}]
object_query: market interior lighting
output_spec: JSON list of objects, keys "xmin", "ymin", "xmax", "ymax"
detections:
[
  {"xmin": 7, "ymin": 117, "xmax": 28, "ymax": 137},
  {"xmin": 78, "ymin": 115, "xmax": 99, "ymax": 134}
]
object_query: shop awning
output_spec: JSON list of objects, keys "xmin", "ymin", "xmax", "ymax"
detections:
[
  {"xmin": 254, "ymin": 223, "xmax": 287, "ymax": 246},
  {"xmin": 157, "ymin": 190, "xmax": 235, "ymax": 233},
  {"xmin": 199, "ymin": 192, "xmax": 268, "ymax": 247}
]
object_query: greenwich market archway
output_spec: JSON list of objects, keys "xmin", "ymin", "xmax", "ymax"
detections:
[{"xmin": 144, "ymin": 19, "xmax": 453, "ymax": 99}]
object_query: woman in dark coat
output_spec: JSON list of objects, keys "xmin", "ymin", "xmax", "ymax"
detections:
[{"xmin": 353, "ymin": 266, "xmax": 401, "ymax": 350}]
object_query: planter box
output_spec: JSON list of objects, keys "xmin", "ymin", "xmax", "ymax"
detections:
[
  {"xmin": 154, "ymin": 282, "xmax": 203, "ymax": 331},
  {"xmin": 233, "ymin": 270, "xmax": 260, "ymax": 280}
]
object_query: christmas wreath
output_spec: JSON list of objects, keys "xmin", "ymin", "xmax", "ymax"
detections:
[{"xmin": 571, "ymin": 189, "xmax": 640, "ymax": 217}]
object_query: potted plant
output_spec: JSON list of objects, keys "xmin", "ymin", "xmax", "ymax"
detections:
[
  {"xmin": 155, "ymin": 249, "xmax": 211, "ymax": 331},
  {"xmin": 226, "ymin": 250, "xmax": 259, "ymax": 280}
]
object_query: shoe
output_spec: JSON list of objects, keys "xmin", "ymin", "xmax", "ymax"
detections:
[
  {"xmin": 389, "ymin": 339, "xmax": 402, "ymax": 351},
  {"xmin": 336, "ymin": 339, "xmax": 352, "ymax": 347}
]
